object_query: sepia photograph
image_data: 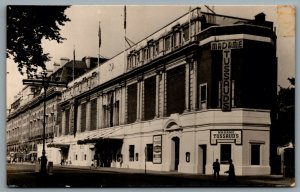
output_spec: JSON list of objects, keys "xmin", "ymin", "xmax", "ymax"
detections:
[{"xmin": 6, "ymin": 4, "xmax": 295, "ymax": 188}]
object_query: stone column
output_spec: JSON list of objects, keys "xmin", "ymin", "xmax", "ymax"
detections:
[
  {"xmin": 136, "ymin": 76, "xmax": 143, "ymax": 122},
  {"xmin": 77, "ymin": 102, "xmax": 82, "ymax": 133},
  {"xmin": 97, "ymin": 93, "xmax": 103, "ymax": 129},
  {"xmin": 86, "ymin": 97, "xmax": 91, "ymax": 131},
  {"xmin": 192, "ymin": 59, "xmax": 198, "ymax": 111},
  {"xmin": 121, "ymin": 83, "xmax": 126, "ymax": 125},
  {"xmin": 184, "ymin": 58, "xmax": 192, "ymax": 112},
  {"xmin": 140, "ymin": 78, "xmax": 144, "ymax": 121},
  {"xmin": 161, "ymin": 69, "xmax": 166, "ymax": 116},
  {"xmin": 136, "ymin": 81, "xmax": 140, "ymax": 121},
  {"xmin": 61, "ymin": 109, "xmax": 66, "ymax": 135},
  {"xmin": 155, "ymin": 71, "xmax": 160, "ymax": 118},
  {"xmin": 68, "ymin": 100, "xmax": 75, "ymax": 135},
  {"xmin": 185, "ymin": 62, "xmax": 190, "ymax": 112}
]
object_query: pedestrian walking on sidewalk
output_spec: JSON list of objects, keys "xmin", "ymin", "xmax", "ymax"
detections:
[
  {"xmin": 225, "ymin": 159, "xmax": 236, "ymax": 184},
  {"xmin": 213, "ymin": 158, "xmax": 220, "ymax": 179}
]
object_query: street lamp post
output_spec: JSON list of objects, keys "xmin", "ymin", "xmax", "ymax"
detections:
[{"xmin": 23, "ymin": 73, "xmax": 67, "ymax": 175}]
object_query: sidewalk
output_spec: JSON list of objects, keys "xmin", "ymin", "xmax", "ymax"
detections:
[
  {"xmin": 10, "ymin": 162, "xmax": 294, "ymax": 187},
  {"xmin": 57, "ymin": 164, "xmax": 295, "ymax": 187}
]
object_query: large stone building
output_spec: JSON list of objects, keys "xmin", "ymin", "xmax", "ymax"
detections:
[
  {"xmin": 6, "ymin": 56, "xmax": 105, "ymax": 163},
  {"xmin": 7, "ymin": 8, "xmax": 277, "ymax": 175}
]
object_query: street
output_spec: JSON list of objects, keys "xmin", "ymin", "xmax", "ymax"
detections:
[{"xmin": 6, "ymin": 163, "xmax": 294, "ymax": 188}]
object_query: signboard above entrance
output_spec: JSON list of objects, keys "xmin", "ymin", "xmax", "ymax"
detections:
[{"xmin": 210, "ymin": 130, "xmax": 242, "ymax": 145}]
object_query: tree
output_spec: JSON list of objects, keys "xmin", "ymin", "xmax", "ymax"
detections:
[
  {"xmin": 7, "ymin": 5, "xmax": 70, "ymax": 77},
  {"xmin": 277, "ymin": 77, "xmax": 295, "ymax": 145},
  {"xmin": 270, "ymin": 77, "xmax": 295, "ymax": 174}
]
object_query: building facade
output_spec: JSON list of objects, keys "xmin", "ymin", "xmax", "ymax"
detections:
[
  {"xmin": 7, "ymin": 8, "xmax": 277, "ymax": 175},
  {"xmin": 6, "ymin": 57, "xmax": 103, "ymax": 163}
]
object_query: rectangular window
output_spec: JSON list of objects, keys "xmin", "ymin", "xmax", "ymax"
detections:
[
  {"xmin": 148, "ymin": 46, "xmax": 153, "ymax": 59},
  {"xmin": 127, "ymin": 83, "xmax": 137, "ymax": 124},
  {"xmin": 159, "ymin": 39, "xmax": 164, "ymax": 53},
  {"xmin": 146, "ymin": 144, "xmax": 153, "ymax": 162},
  {"xmin": 165, "ymin": 36, "xmax": 171, "ymax": 51},
  {"xmin": 231, "ymin": 80, "xmax": 235, "ymax": 107},
  {"xmin": 143, "ymin": 49, "xmax": 147, "ymax": 61},
  {"xmin": 183, "ymin": 26, "xmax": 189, "ymax": 42},
  {"xmin": 65, "ymin": 109, "xmax": 70, "ymax": 135},
  {"xmin": 90, "ymin": 99, "xmax": 97, "ymax": 130},
  {"xmin": 80, "ymin": 103, "xmax": 86, "ymax": 132},
  {"xmin": 174, "ymin": 32, "xmax": 180, "ymax": 47},
  {"xmin": 251, "ymin": 144, "xmax": 260, "ymax": 165},
  {"xmin": 102, "ymin": 105, "xmax": 107, "ymax": 128},
  {"xmin": 136, "ymin": 52, "xmax": 140, "ymax": 65},
  {"xmin": 166, "ymin": 65, "xmax": 186, "ymax": 116},
  {"xmin": 115, "ymin": 101, "xmax": 120, "ymax": 126},
  {"xmin": 127, "ymin": 57, "xmax": 131, "ymax": 69},
  {"xmin": 144, "ymin": 76, "xmax": 156, "ymax": 120},
  {"xmin": 155, "ymin": 42, "xmax": 159, "ymax": 56},
  {"xmin": 129, "ymin": 145, "xmax": 135, "ymax": 161},
  {"xmin": 199, "ymin": 83, "xmax": 207, "ymax": 110},
  {"xmin": 220, "ymin": 144, "xmax": 231, "ymax": 164}
]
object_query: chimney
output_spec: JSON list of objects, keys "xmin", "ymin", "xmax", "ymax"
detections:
[
  {"xmin": 85, "ymin": 56, "xmax": 91, "ymax": 69},
  {"xmin": 254, "ymin": 12, "xmax": 266, "ymax": 22}
]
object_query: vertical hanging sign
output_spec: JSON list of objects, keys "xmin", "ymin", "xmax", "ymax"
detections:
[
  {"xmin": 222, "ymin": 49, "xmax": 231, "ymax": 111},
  {"xmin": 211, "ymin": 40, "xmax": 243, "ymax": 112}
]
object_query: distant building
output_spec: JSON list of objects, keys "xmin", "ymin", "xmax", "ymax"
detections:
[{"xmin": 6, "ymin": 56, "xmax": 107, "ymax": 163}]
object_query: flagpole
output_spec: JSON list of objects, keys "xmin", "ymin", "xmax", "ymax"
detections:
[
  {"xmin": 124, "ymin": 5, "xmax": 127, "ymax": 71},
  {"xmin": 189, "ymin": 6, "xmax": 192, "ymax": 41},
  {"xmin": 98, "ymin": 21, "xmax": 101, "ymax": 66},
  {"xmin": 73, "ymin": 45, "xmax": 75, "ymax": 81}
]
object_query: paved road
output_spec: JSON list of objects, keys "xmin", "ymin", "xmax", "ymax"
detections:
[{"xmin": 6, "ymin": 163, "xmax": 295, "ymax": 188}]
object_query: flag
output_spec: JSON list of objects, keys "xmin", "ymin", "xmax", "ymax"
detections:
[
  {"xmin": 124, "ymin": 5, "xmax": 126, "ymax": 29},
  {"xmin": 98, "ymin": 21, "xmax": 101, "ymax": 48}
]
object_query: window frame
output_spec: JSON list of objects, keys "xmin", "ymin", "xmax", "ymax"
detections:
[
  {"xmin": 199, "ymin": 83, "xmax": 207, "ymax": 110},
  {"xmin": 250, "ymin": 144, "xmax": 261, "ymax": 165},
  {"xmin": 220, "ymin": 144, "xmax": 231, "ymax": 164},
  {"xmin": 146, "ymin": 144, "xmax": 154, "ymax": 162},
  {"xmin": 129, "ymin": 145, "xmax": 135, "ymax": 162}
]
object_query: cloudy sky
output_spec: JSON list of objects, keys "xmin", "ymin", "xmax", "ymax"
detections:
[{"xmin": 6, "ymin": 5, "xmax": 295, "ymax": 107}]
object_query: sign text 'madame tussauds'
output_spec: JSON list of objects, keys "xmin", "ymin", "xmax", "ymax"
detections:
[
  {"xmin": 211, "ymin": 39, "xmax": 243, "ymax": 112},
  {"xmin": 211, "ymin": 40, "xmax": 243, "ymax": 50}
]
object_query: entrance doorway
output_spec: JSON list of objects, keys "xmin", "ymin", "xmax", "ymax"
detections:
[
  {"xmin": 95, "ymin": 139, "xmax": 122, "ymax": 167},
  {"xmin": 199, "ymin": 145, "xmax": 207, "ymax": 174},
  {"xmin": 171, "ymin": 137, "xmax": 180, "ymax": 171}
]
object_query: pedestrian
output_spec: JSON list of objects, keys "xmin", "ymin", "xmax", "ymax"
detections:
[
  {"xmin": 224, "ymin": 159, "xmax": 236, "ymax": 184},
  {"xmin": 90, "ymin": 159, "xmax": 95, "ymax": 169},
  {"xmin": 213, "ymin": 158, "xmax": 220, "ymax": 179}
]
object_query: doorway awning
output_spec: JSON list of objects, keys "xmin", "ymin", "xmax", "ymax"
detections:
[
  {"xmin": 77, "ymin": 127, "xmax": 123, "ymax": 145},
  {"xmin": 47, "ymin": 143, "xmax": 70, "ymax": 149}
]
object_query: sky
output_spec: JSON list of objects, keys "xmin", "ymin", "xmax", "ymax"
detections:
[{"xmin": 6, "ymin": 5, "xmax": 295, "ymax": 108}]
